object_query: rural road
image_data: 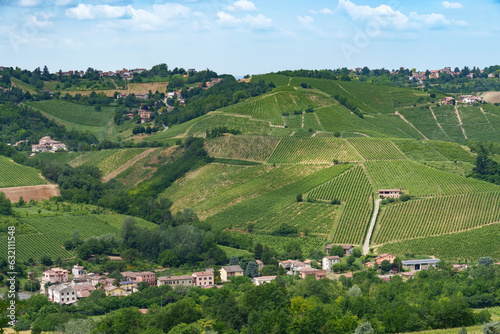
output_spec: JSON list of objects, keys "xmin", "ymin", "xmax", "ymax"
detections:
[{"xmin": 363, "ymin": 199, "xmax": 382, "ymax": 255}]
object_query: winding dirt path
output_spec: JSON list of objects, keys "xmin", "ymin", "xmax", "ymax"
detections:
[
  {"xmin": 363, "ymin": 199, "xmax": 382, "ymax": 255},
  {"xmin": 454, "ymin": 105, "xmax": 468, "ymax": 139},
  {"xmin": 103, "ymin": 148, "xmax": 157, "ymax": 182},
  {"xmin": 395, "ymin": 111, "xmax": 428, "ymax": 140}
]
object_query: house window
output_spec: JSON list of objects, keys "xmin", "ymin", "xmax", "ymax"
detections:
[{"xmin": 62, "ymin": 298, "xmax": 64, "ymax": 301}]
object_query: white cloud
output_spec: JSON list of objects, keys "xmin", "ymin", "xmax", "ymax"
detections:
[
  {"xmin": 28, "ymin": 14, "xmax": 52, "ymax": 28},
  {"xmin": 65, "ymin": 3, "xmax": 193, "ymax": 30},
  {"xmin": 66, "ymin": 4, "xmax": 134, "ymax": 20},
  {"xmin": 442, "ymin": 1, "xmax": 463, "ymax": 9},
  {"xmin": 338, "ymin": 0, "xmax": 456, "ymax": 30},
  {"xmin": 217, "ymin": 11, "xmax": 272, "ymax": 30},
  {"xmin": 18, "ymin": 0, "xmax": 41, "ymax": 7},
  {"xmin": 55, "ymin": 0, "xmax": 74, "ymax": 7},
  {"xmin": 309, "ymin": 8, "xmax": 333, "ymax": 15},
  {"xmin": 227, "ymin": 0, "xmax": 258, "ymax": 12},
  {"xmin": 297, "ymin": 15, "xmax": 314, "ymax": 29}
]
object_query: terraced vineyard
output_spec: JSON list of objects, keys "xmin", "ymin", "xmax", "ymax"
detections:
[
  {"xmin": 0, "ymin": 155, "xmax": 47, "ymax": 188},
  {"xmin": 373, "ymin": 192, "xmax": 500, "ymax": 244},
  {"xmin": 377, "ymin": 223, "xmax": 500, "ymax": 261},
  {"xmin": 364, "ymin": 160, "xmax": 498, "ymax": 197},
  {"xmin": 267, "ymin": 137, "xmax": 361, "ymax": 164},
  {"xmin": 205, "ymin": 135, "xmax": 281, "ymax": 162},
  {"xmin": 0, "ymin": 214, "xmax": 156, "ymax": 262},
  {"xmin": 308, "ymin": 166, "xmax": 373, "ymax": 244},
  {"xmin": 347, "ymin": 138, "xmax": 406, "ymax": 160}
]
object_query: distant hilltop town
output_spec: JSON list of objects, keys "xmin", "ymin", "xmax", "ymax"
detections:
[{"xmin": 32, "ymin": 136, "xmax": 67, "ymax": 153}]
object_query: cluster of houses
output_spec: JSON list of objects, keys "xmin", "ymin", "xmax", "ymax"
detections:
[
  {"xmin": 31, "ymin": 136, "xmax": 67, "ymax": 153},
  {"xmin": 442, "ymin": 95, "xmax": 483, "ymax": 105}
]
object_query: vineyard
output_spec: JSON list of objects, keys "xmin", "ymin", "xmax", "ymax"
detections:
[
  {"xmin": 372, "ymin": 192, "xmax": 500, "ymax": 244},
  {"xmin": 267, "ymin": 137, "xmax": 361, "ymax": 164},
  {"xmin": 377, "ymin": 223, "xmax": 500, "ymax": 262},
  {"xmin": 0, "ymin": 213, "xmax": 156, "ymax": 262},
  {"xmin": 426, "ymin": 140, "xmax": 476, "ymax": 163},
  {"xmin": 347, "ymin": 138, "xmax": 407, "ymax": 160},
  {"xmin": 308, "ymin": 166, "xmax": 373, "ymax": 244},
  {"xmin": 186, "ymin": 114, "xmax": 273, "ymax": 137},
  {"xmin": 69, "ymin": 148, "xmax": 149, "ymax": 176},
  {"xmin": 204, "ymin": 165, "xmax": 352, "ymax": 231},
  {"xmin": 364, "ymin": 160, "xmax": 498, "ymax": 197},
  {"xmin": 399, "ymin": 107, "xmax": 450, "ymax": 141},
  {"xmin": 252, "ymin": 202, "xmax": 339, "ymax": 235},
  {"xmin": 250, "ymin": 73, "xmax": 292, "ymax": 87},
  {"xmin": 392, "ymin": 139, "xmax": 448, "ymax": 161},
  {"xmin": 229, "ymin": 232, "xmax": 327, "ymax": 255},
  {"xmin": 166, "ymin": 163, "xmax": 332, "ymax": 220},
  {"xmin": 0, "ymin": 155, "xmax": 47, "ymax": 188},
  {"xmin": 204, "ymin": 135, "xmax": 281, "ymax": 162}
]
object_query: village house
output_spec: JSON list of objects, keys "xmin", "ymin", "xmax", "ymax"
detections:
[
  {"xmin": 48, "ymin": 284, "xmax": 77, "ymax": 305},
  {"xmin": 104, "ymin": 286, "xmax": 127, "ymax": 297},
  {"xmin": 442, "ymin": 97, "xmax": 455, "ymax": 105},
  {"xmin": 299, "ymin": 268, "xmax": 327, "ymax": 280},
  {"xmin": 139, "ymin": 111, "xmax": 152, "ymax": 123},
  {"xmin": 157, "ymin": 275, "xmax": 193, "ymax": 287},
  {"xmin": 72, "ymin": 283, "xmax": 95, "ymax": 299},
  {"xmin": 71, "ymin": 265, "xmax": 85, "ymax": 277},
  {"xmin": 488, "ymin": 73, "xmax": 497, "ymax": 78},
  {"xmin": 366, "ymin": 254, "xmax": 397, "ymax": 268},
  {"xmin": 254, "ymin": 276, "xmax": 276, "ymax": 286},
  {"xmin": 322, "ymin": 256, "xmax": 340, "ymax": 272},
  {"xmin": 278, "ymin": 260, "xmax": 310, "ymax": 275},
  {"xmin": 135, "ymin": 94, "xmax": 149, "ymax": 100},
  {"xmin": 43, "ymin": 268, "xmax": 69, "ymax": 283},
  {"xmin": 32, "ymin": 136, "xmax": 67, "ymax": 153},
  {"xmin": 325, "ymin": 244, "xmax": 355, "ymax": 256},
  {"xmin": 402, "ymin": 259, "xmax": 440, "ymax": 271},
  {"xmin": 256, "ymin": 260, "xmax": 264, "ymax": 271},
  {"xmin": 378, "ymin": 189, "xmax": 401, "ymax": 198},
  {"xmin": 221, "ymin": 265, "xmax": 244, "ymax": 282},
  {"xmin": 192, "ymin": 271, "xmax": 214, "ymax": 287},
  {"xmin": 459, "ymin": 95, "xmax": 482, "ymax": 104},
  {"xmin": 121, "ymin": 271, "xmax": 156, "ymax": 286}
]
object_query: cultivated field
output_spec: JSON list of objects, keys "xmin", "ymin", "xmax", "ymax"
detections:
[
  {"xmin": 204, "ymin": 135, "xmax": 281, "ymax": 162},
  {"xmin": 0, "ymin": 155, "xmax": 47, "ymax": 188}
]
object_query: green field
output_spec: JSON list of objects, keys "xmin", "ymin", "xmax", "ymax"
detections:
[
  {"xmin": 204, "ymin": 135, "xmax": 281, "ymax": 162},
  {"xmin": 377, "ymin": 223, "xmax": 500, "ymax": 262},
  {"xmin": 373, "ymin": 192, "xmax": 500, "ymax": 244},
  {"xmin": 0, "ymin": 213, "xmax": 156, "ymax": 262},
  {"xmin": 392, "ymin": 139, "xmax": 447, "ymax": 161},
  {"xmin": 0, "ymin": 155, "xmax": 47, "ymax": 188},
  {"xmin": 24, "ymin": 100, "xmax": 116, "ymax": 139},
  {"xmin": 267, "ymin": 137, "xmax": 361, "ymax": 164},
  {"xmin": 69, "ymin": 148, "xmax": 149, "ymax": 176},
  {"xmin": 364, "ymin": 160, "xmax": 498, "ymax": 197},
  {"xmin": 347, "ymin": 138, "xmax": 406, "ymax": 160}
]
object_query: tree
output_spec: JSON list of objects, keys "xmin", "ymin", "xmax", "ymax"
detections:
[
  {"xmin": 158, "ymin": 249, "xmax": 178, "ymax": 267},
  {"xmin": 40, "ymin": 255, "xmax": 53, "ymax": 266},
  {"xmin": 296, "ymin": 193, "xmax": 303, "ymax": 202},
  {"xmin": 352, "ymin": 248, "xmax": 362, "ymax": 258},
  {"xmin": 347, "ymin": 255, "xmax": 356, "ymax": 267},
  {"xmin": 355, "ymin": 321, "xmax": 374, "ymax": 334},
  {"xmin": 380, "ymin": 260, "xmax": 392, "ymax": 273},
  {"xmin": 458, "ymin": 326, "xmax": 467, "ymax": 334},
  {"xmin": 246, "ymin": 261, "xmax": 259, "ymax": 278},
  {"xmin": 482, "ymin": 321, "xmax": 500, "ymax": 334},
  {"xmin": 329, "ymin": 245, "xmax": 345, "ymax": 257},
  {"xmin": 254, "ymin": 244, "xmax": 263, "ymax": 259},
  {"xmin": 478, "ymin": 257, "xmax": 494, "ymax": 266},
  {"xmin": 17, "ymin": 196, "xmax": 25, "ymax": 207},
  {"xmin": 229, "ymin": 255, "xmax": 239, "ymax": 266},
  {"xmin": 348, "ymin": 284, "xmax": 362, "ymax": 297},
  {"xmin": 399, "ymin": 194, "xmax": 410, "ymax": 202},
  {"xmin": 0, "ymin": 192, "xmax": 12, "ymax": 215},
  {"xmin": 260, "ymin": 265, "xmax": 277, "ymax": 276}
]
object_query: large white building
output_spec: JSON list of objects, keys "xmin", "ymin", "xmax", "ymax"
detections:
[
  {"xmin": 322, "ymin": 256, "xmax": 340, "ymax": 272},
  {"xmin": 47, "ymin": 284, "xmax": 77, "ymax": 305}
]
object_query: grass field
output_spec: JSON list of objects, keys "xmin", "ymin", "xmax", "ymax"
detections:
[
  {"xmin": 364, "ymin": 160, "xmax": 498, "ymax": 197},
  {"xmin": 377, "ymin": 223, "xmax": 500, "ymax": 262},
  {"xmin": 0, "ymin": 213, "xmax": 156, "ymax": 262},
  {"xmin": 267, "ymin": 137, "xmax": 361, "ymax": 164},
  {"xmin": 373, "ymin": 192, "xmax": 500, "ymax": 244},
  {"xmin": 204, "ymin": 135, "xmax": 281, "ymax": 162},
  {"xmin": 0, "ymin": 155, "xmax": 47, "ymax": 188}
]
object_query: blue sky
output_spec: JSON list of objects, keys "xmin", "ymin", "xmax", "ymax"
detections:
[{"xmin": 0, "ymin": 0, "xmax": 499, "ymax": 76}]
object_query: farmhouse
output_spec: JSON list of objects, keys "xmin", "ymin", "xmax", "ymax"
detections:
[
  {"xmin": 139, "ymin": 111, "xmax": 152, "ymax": 123},
  {"xmin": 192, "ymin": 271, "xmax": 214, "ymax": 287},
  {"xmin": 322, "ymin": 256, "xmax": 340, "ymax": 272},
  {"xmin": 459, "ymin": 95, "xmax": 482, "ymax": 104},
  {"xmin": 402, "ymin": 259, "xmax": 440, "ymax": 271},
  {"xmin": 104, "ymin": 286, "xmax": 127, "ymax": 297},
  {"xmin": 366, "ymin": 254, "xmax": 397, "ymax": 268},
  {"xmin": 43, "ymin": 268, "xmax": 69, "ymax": 283},
  {"xmin": 324, "ymin": 244, "xmax": 355, "ymax": 255},
  {"xmin": 279, "ymin": 260, "xmax": 310, "ymax": 274},
  {"xmin": 32, "ymin": 136, "xmax": 67, "ymax": 153},
  {"xmin": 71, "ymin": 265, "xmax": 85, "ymax": 277},
  {"xmin": 221, "ymin": 265, "xmax": 244, "ymax": 282},
  {"xmin": 378, "ymin": 189, "xmax": 401, "ymax": 198},
  {"xmin": 121, "ymin": 271, "xmax": 156, "ymax": 286},
  {"xmin": 48, "ymin": 284, "xmax": 77, "ymax": 304},
  {"xmin": 442, "ymin": 97, "xmax": 455, "ymax": 105},
  {"xmin": 157, "ymin": 275, "xmax": 193, "ymax": 287}
]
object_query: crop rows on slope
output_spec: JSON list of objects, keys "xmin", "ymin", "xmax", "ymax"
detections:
[
  {"xmin": 377, "ymin": 223, "xmax": 500, "ymax": 261},
  {"xmin": 426, "ymin": 141, "xmax": 476, "ymax": 163},
  {"xmin": 0, "ymin": 155, "xmax": 47, "ymax": 188},
  {"xmin": 308, "ymin": 166, "xmax": 373, "ymax": 244},
  {"xmin": 187, "ymin": 114, "xmax": 273, "ymax": 137},
  {"xmin": 392, "ymin": 139, "xmax": 448, "ymax": 161},
  {"xmin": 373, "ymin": 192, "xmax": 500, "ymax": 245},
  {"xmin": 399, "ymin": 107, "xmax": 449, "ymax": 141},
  {"xmin": 0, "ymin": 233, "xmax": 71, "ymax": 262},
  {"xmin": 364, "ymin": 160, "xmax": 499, "ymax": 197},
  {"xmin": 204, "ymin": 135, "xmax": 281, "ymax": 162},
  {"xmin": 235, "ymin": 233, "xmax": 326, "ymax": 255},
  {"xmin": 347, "ymin": 138, "xmax": 406, "ymax": 160},
  {"xmin": 250, "ymin": 74, "xmax": 291, "ymax": 87},
  {"xmin": 253, "ymin": 202, "xmax": 339, "ymax": 235},
  {"xmin": 267, "ymin": 137, "xmax": 361, "ymax": 164}
]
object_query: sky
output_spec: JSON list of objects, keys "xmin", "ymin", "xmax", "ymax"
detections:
[{"xmin": 0, "ymin": 0, "xmax": 499, "ymax": 76}]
